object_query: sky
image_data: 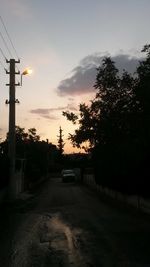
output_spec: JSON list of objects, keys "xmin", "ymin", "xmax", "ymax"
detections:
[{"xmin": 0, "ymin": 0, "xmax": 150, "ymax": 153}]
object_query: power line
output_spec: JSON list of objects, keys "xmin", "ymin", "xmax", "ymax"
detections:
[
  {"xmin": 0, "ymin": 16, "xmax": 20, "ymax": 77},
  {"xmin": 0, "ymin": 16, "xmax": 19, "ymax": 60},
  {"xmin": 0, "ymin": 46, "xmax": 10, "ymax": 71},
  {"xmin": 0, "ymin": 46, "xmax": 7, "ymax": 60},
  {"xmin": 0, "ymin": 58, "xmax": 7, "ymax": 71},
  {"xmin": 0, "ymin": 16, "xmax": 20, "ymax": 73},
  {"xmin": 0, "ymin": 28, "xmax": 19, "ymax": 71},
  {"xmin": 0, "ymin": 30, "xmax": 13, "ymax": 58}
]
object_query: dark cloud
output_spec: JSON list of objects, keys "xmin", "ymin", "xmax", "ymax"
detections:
[
  {"xmin": 30, "ymin": 109, "xmax": 58, "ymax": 120},
  {"xmin": 30, "ymin": 104, "xmax": 77, "ymax": 120},
  {"xmin": 30, "ymin": 109, "xmax": 51, "ymax": 115},
  {"xmin": 41, "ymin": 114, "xmax": 57, "ymax": 120},
  {"xmin": 68, "ymin": 97, "xmax": 74, "ymax": 101},
  {"xmin": 57, "ymin": 53, "xmax": 141, "ymax": 96}
]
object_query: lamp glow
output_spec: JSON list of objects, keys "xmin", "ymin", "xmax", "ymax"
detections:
[
  {"xmin": 20, "ymin": 68, "xmax": 33, "ymax": 86},
  {"xmin": 22, "ymin": 68, "xmax": 33, "ymax": 75}
]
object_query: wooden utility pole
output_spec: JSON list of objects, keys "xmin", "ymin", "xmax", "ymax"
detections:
[{"xmin": 6, "ymin": 59, "xmax": 20, "ymax": 199}]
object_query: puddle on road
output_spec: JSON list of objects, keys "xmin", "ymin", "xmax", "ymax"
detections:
[
  {"xmin": 43, "ymin": 213, "xmax": 88, "ymax": 266},
  {"xmin": 49, "ymin": 215, "xmax": 75, "ymax": 250},
  {"xmin": 11, "ymin": 213, "xmax": 90, "ymax": 267},
  {"xmin": 47, "ymin": 214, "xmax": 84, "ymax": 266}
]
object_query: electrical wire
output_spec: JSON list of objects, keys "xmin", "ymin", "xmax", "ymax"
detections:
[
  {"xmin": 0, "ymin": 34, "xmax": 20, "ymax": 73},
  {"xmin": 0, "ymin": 15, "xmax": 21, "ymax": 75},
  {"xmin": 0, "ymin": 16, "xmax": 19, "ymax": 60},
  {"xmin": 0, "ymin": 30, "xmax": 13, "ymax": 59},
  {"xmin": 0, "ymin": 46, "xmax": 6, "ymax": 60},
  {"xmin": 0, "ymin": 58, "xmax": 7, "ymax": 71}
]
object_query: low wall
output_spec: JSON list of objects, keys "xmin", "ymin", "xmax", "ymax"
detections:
[
  {"xmin": 0, "ymin": 187, "xmax": 8, "ymax": 204},
  {"xmin": 83, "ymin": 174, "xmax": 150, "ymax": 214}
]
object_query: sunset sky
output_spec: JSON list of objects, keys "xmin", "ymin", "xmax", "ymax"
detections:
[{"xmin": 0, "ymin": 0, "xmax": 150, "ymax": 153}]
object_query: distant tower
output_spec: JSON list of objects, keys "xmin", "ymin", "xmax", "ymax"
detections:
[{"xmin": 57, "ymin": 126, "xmax": 65, "ymax": 156}]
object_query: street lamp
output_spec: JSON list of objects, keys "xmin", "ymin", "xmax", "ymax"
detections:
[{"xmin": 20, "ymin": 68, "xmax": 32, "ymax": 86}]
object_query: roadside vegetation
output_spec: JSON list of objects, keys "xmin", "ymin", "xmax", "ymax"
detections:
[
  {"xmin": 0, "ymin": 127, "xmax": 59, "ymax": 189},
  {"xmin": 63, "ymin": 45, "xmax": 150, "ymax": 197}
]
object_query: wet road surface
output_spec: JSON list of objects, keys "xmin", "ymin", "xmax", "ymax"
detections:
[{"xmin": 1, "ymin": 177, "xmax": 150, "ymax": 266}]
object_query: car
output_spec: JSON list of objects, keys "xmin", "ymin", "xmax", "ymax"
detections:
[{"xmin": 61, "ymin": 169, "xmax": 76, "ymax": 182}]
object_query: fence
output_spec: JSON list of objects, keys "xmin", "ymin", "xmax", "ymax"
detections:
[{"xmin": 83, "ymin": 174, "xmax": 150, "ymax": 215}]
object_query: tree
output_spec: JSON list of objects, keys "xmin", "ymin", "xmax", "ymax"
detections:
[
  {"xmin": 136, "ymin": 44, "xmax": 150, "ymax": 143},
  {"xmin": 63, "ymin": 46, "xmax": 150, "ymax": 195},
  {"xmin": 63, "ymin": 103, "xmax": 97, "ymax": 151},
  {"xmin": 134, "ymin": 44, "xmax": 150, "ymax": 195},
  {"xmin": 63, "ymin": 56, "xmax": 140, "ymax": 192},
  {"xmin": 57, "ymin": 126, "xmax": 65, "ymax": 156},
  {"xmin": 28, "ymin": 128, "xmax": 40, "ymax": 142},
  {"xmin": 0, "ymin": 126, "xmax": 59, "ymax": 190},
  {"xmin": 63, "ymin": 57, "xmax": 137, "ymax": 150}
]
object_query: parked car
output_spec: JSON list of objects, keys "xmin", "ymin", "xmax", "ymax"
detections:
[{"xmin": 61, "ymin": 169, "xmax": 76, "ymax": 182}]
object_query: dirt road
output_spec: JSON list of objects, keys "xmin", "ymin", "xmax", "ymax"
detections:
[{"xmin": 1, "ymin": 177, "xmax": 150, "ymax": 266}]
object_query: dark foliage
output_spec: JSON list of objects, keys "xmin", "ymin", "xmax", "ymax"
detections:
[
  {"xmin": 57, "ymin": 126, "xmax": 65, "ymax": 159},
  {"xmin": 63, "ymin": 45, "xmax": 150, "ymax": 197},
  {"xmin": 0, "ymin": 127, "xmax": 59, "ymax": 190}
]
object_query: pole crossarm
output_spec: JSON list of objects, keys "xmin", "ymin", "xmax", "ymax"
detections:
[
  {"xmin": 5, "ymin": 99, "xmax": 20, "ymax": 104},
  {"xmin": 6, "ymin": 70, "xmax": 20, "ymax": 75},
  {"xmin": 6, "ymin": 59, "xmax": 20, "ymax": 64},
  {"xmin": 6, "ymin": 82, "xmax": 20, "ymax": 86}
]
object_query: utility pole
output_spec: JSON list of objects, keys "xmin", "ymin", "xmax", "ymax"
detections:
[{"xmin": 6, "ymin": 59, "xmax": 20, "ymax": 199}]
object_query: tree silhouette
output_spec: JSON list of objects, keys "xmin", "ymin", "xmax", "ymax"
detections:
[
  {"xmin": 63, "ymin": 47, "xmax": 150, "ymax": 196},
  {"xmin": 0, "ymin": 126, "xmax": 58, "ymax": 190},
  {"xmin": 57, "ymin": 126, "xmax": 65, "ymax": 156}
]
